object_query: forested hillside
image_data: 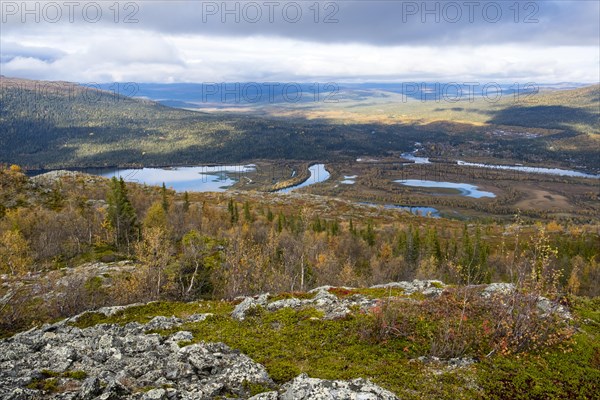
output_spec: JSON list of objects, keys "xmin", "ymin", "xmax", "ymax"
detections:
[
  {"xmin": 0, "ymin": 77, "xmax": 426, "ymax": 169},
  {"xmin": 1, "ymin": 165, "xmax": 598, "ymax": 332},
  {"xmin": 1, "ymin": 77, "xmax": 598, "ymax": 171}
]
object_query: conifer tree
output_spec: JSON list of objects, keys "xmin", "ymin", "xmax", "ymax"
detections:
[
  {"xmin": 106, "ymin": 177, "xmax": 138, "ymax": 252},
  {"xmin": 161, "ymin": 183, "xmax": 169, "ymax": 212},
  {"xmin": 183, "ymin": 191, "xmax": 190, "ymax": 213}
]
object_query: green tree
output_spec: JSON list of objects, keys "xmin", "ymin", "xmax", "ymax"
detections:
[
  {"xmin": 228, "ymin": 199, "xmax": 239, "ymax": 224},
  {"xmin": 161, "ymin": 183, "xmax": 169, "ymax": 212},
  {"xmin": 178, "ymin": 230, "xmax": 220, "ymax": 298},
  {"xmin": 404, "ymin": 224, "xmax": 420, "ymax": 265},
  {"xmin": 361, "ymin": 221, "xmax": 376, "ymax": 247},
  {"xmin": 106, "ymin": 177, "xmax": 138, "ymax": 252},
  {"xmin": 183, "ymin": 191, "xmax": 190, "ymax": 213},
  {"xmin": 243, "ymin": 201, "xmax": 253, "ymax": 222}
]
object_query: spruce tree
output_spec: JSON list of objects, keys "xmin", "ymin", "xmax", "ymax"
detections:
[
  {"xmin": 161, "ymin": 183, "xmax": 169, "ymax": 212},
  {"xmin": 106, "ymin": 177, "xmax": 138, "ymax": 252},
  {"xmin": 183, "ymin": 191, "xmax": 190, "ymax": 213}
]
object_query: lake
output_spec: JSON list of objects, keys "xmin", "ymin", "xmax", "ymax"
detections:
[
  {"xmin": 277, "ymin": 164, "xmax": 331, "ymax": 193},
  {"xmin": 94, "ymin": 165, "xmax": 256, "ymax": 192},
  {"xmin": 402, "ymin": 151, "xmax": 599, "ymax": 179},
  {"xmin": 456, "ymin": 160, "xmax": 600, "ymax": 179},
  {"xmin": 395, "ymin": 179, "xmax": 496, "ymax": 198}
]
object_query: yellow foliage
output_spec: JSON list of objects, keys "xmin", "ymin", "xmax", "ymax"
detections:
[
  {"xmin": 0, "ymin": 230, "xmax": 32, "ymax": 276},
  {"xmin": 545, "ymin": 221, "xmax": 562, "ymax": 233}
]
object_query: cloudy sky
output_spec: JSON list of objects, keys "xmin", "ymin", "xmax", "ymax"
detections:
[{"xmin": 1, "ymin": 0, "xmax": 598, "ymax": 83}]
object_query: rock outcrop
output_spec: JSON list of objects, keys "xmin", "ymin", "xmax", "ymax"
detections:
[
  {"xmin": 231, "ymin": 280, "xmax": 445, "ymax": 321},
  {"xmin": 0, "ymin": 316, "xmax": 397, "ymax": 399},
  {"xmin": 0, "ymin": 318, "xmax": 273, "ymax": 399},
  {"xmin": 1, "ymin": 279, "xmax": 571, "ymax": 399},
  {"xmin": 231, "ymin": 287, "xmax": 377, "ymax": 321}
]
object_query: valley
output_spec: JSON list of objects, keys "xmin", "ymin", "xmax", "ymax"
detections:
[
  {"xmin": 2, "ymin": 2, "xmax": 599, "ymax": 398},
  {"xmin": 1, "ymin": 77, "xmax": 599, "ymax": 399}
]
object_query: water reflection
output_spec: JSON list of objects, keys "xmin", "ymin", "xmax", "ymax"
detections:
[{"xmin": 395, "ymin": 179, "xmax": 496, "ymax": 198}]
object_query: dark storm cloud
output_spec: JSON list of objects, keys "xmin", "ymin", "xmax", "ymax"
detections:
[
  {"xmin": 109, "ymin": 0, "xmax": 599, "ymax": 47},
  {"xmin": 1, "ymin": 0, "xmax": 598, "ymax": 46},
  {"xmin": 147, "ymin": 0, "xmax": 598, "ymax": 47}
]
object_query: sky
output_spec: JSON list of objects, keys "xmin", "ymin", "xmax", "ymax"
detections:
[{"xmin": 0, "ymin": 0, "xmax": 599, "ymax": 84}]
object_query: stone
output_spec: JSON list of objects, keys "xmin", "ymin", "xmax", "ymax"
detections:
[
  {"xmin": 481, "ymin": 283, "xmax": 515, "ymax": 298},
  {"xmin": 143, "ymin": 388, "xmax": 167, "ymax": 400},
  {"xmin": 249, "ymin": 373, "xmax": 398, "ymax": 400},
  {"xmin": 0, "ymin": 312, "xmax": 273, "ymax": 399},
  {"xmin": 231, "ymin": 293, "xmax": 269, "ymax": 321},
  {"xmin": 145, "ymin": 316, "xmax": 183, "ymax": 331},
  {"xmin": 79, "ymin": 376, "xmax": 102, "ymax": 400}
]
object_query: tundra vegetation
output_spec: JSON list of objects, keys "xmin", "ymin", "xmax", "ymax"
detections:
[{"xmin": 0, "ymin": 165, "xmax": 598, "ymax": 398}]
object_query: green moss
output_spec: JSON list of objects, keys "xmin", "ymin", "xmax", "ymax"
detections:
[
  {"xmin": 38, "ymin": 369, "xmax": 88, "ymax": 381},
  {"xmin": 477, "ymin": 333, "xmax": 600, "ymax": 399},
  {"xmin": 242, "ymin": 380, "xmax": 273, "ymax": 396},
  {"xmin": 27, "ymin": 377, "xmax": 59, "ymax": 392},
  {"xmin": 408, "ymin": 292, "xmax": 427, "ymax": 301},
  {"xmin": 158, "ymin": 306, "xmax": 478, "ymax": 398},
  {"xmin": 70, "ymin": 311, "xmax": 106, "ymax": 328},
  {"xmin": 63, "ymin": 370, "xmax": 87, "ymax": 380},
  {"xmin": 476, "ymin": 297, "xmax": 600, "ymax": 399},
  {"xmin": 571, "ymin": 296, "xmax": 600, "ymax": 336},
  {"xmin": 71, "ymin": 300, "xmax": 234, "ymax": 328},
  {"xmin": 328, "ymin": 287, "xmax": 405, "ymax": 299},
  {"xmin": 56, "ymin": 293, "xmax": 600, "ymax": 399}
]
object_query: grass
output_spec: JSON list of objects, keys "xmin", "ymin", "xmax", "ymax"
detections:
[
  {"xmin": 63, "ymin": 291, "xmax": 599, "ymax": 400},
  {"xmin": 26, "ymin": 370, "xmax": 88, "ymax": 393},
  {"xmin": 71, "ymin": 300, "xmax": 234, "ymax": 328},
  {"xmin": 476, "ymin": 295, "xmax": 600, "ymax": 399},
  {"xmin": 153, "ymin": 306, "xmax": 481, "ymax": 399}
]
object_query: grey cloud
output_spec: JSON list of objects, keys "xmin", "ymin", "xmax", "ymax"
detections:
[
  {"xmin": 0, "ymin": 41, "xmax": 65, "ymax": 63},
  {"xmin": 1, "ymin": 1, "xmax": 598, "ymax": 47}
]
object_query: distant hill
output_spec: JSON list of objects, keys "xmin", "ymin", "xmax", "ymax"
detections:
[
  {"xmin": 1, "ymin": 77, "xmax": 598, "ymax": 170},
  {"xmin": 0, "ymin": 77, "xmax": 428, "ymax": 169}
]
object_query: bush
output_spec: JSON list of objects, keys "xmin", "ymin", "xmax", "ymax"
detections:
[{"xmin": 361, "ymin": 286, "xmax": 573, "ymax": 359}]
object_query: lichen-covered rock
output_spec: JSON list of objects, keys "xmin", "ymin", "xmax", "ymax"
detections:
[
  {"xmin": 145, "ymin": 316, "xmax": 183, "ymax": 331},
  {"xmin": 480, "ymin": 283, "xmax": 515, "ymax": 298},
  {"xmin": 480, "ymin": 283, "xmax": 572, "ymax": 320},
  {"xmin": 249, "ymin": 373, "xmax": 398, "ymax": 399},
  {"xmin": 371, "ymin": 279, "xmax": 445, "ymax": 296},
  {"xmin": 235, "ymin": 287, "xmax": 377, "ymax": 321},
  {"xmin": 0, "ymin": 318, "xmax": 273, "ymax": 399},
  {"xmin": 232, "ymin": 293, "xmax": 269, "ymax": 320}
]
